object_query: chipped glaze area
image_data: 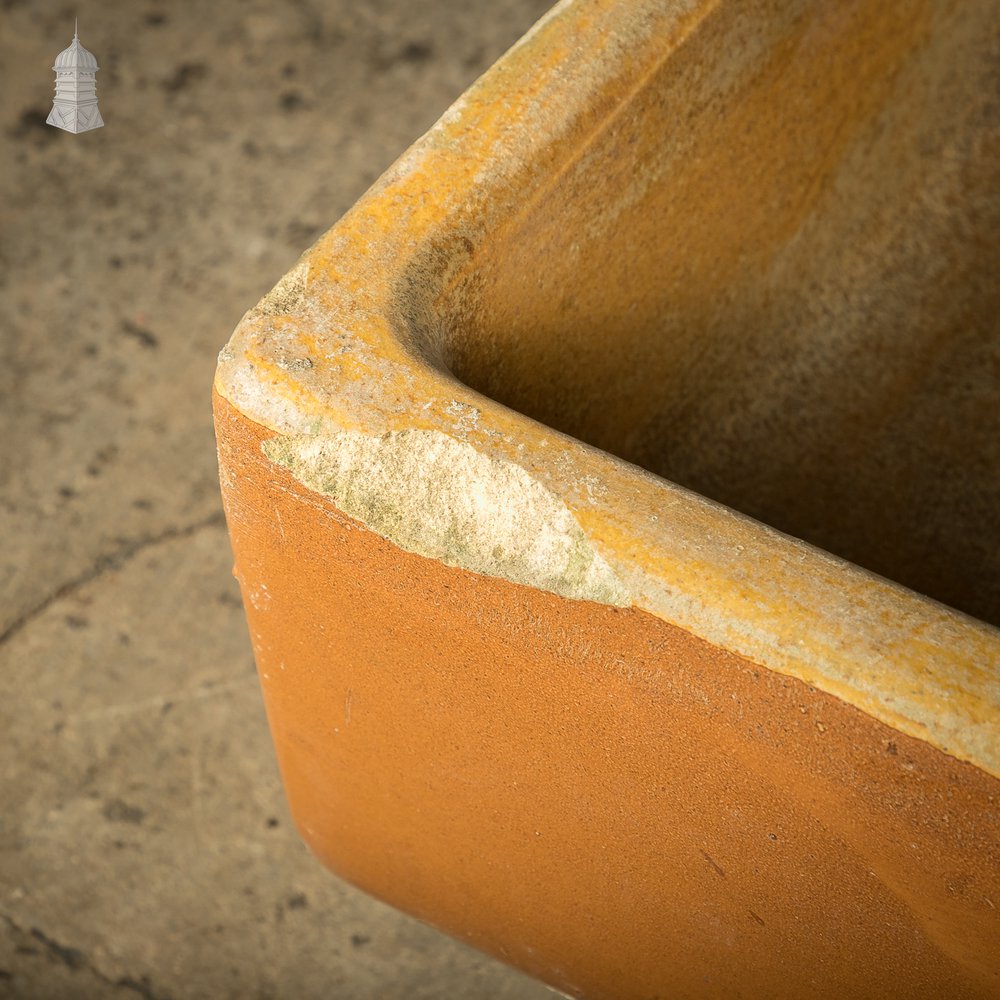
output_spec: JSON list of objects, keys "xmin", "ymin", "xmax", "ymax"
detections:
[{"xmin": 263, "ymin": 429, "xmax": 628, "ymax": 606}]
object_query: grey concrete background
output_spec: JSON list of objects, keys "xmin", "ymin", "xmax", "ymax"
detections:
[{"xmin": 0, "ymin": 1, "xmax": 554, "ymax": 997}]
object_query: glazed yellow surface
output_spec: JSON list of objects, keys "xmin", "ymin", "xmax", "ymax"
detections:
[{"xmin": 217, "ymin": 0, "xmax": 1000, "ymax": 776}]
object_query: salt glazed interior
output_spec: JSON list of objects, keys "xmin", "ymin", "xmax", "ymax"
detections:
[{"xmin": 214, "ymin": 1, "xmax": 1000, "ymax": 996}]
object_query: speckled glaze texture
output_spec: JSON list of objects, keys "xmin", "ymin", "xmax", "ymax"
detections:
[{"xmin": 214, "ymin": 0, "xmax": 1000, "ymax": 995}]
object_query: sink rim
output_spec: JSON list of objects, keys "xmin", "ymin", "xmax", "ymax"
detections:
[{"xmin": 214, "ymin": 0, "xmax": 1000, "ymax": 778}]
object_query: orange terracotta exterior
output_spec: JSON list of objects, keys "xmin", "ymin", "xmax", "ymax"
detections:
[
  {"xmin": 213, "ymin": 0, "xmax": 1000, "ymax": 993},
  {"xmin": 216, "ymin": 392, "xmax": 1000, "ymax": 1000}
]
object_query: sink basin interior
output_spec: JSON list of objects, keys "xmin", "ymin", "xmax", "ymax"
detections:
[{"xmin": 435, "ymin": 2, "xmax": 1000, "ymax": 626}]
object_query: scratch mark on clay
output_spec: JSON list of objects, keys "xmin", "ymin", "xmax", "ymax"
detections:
[
  {"xmin": 345, "ymin": 688, "xmax": 353, "ymax": 725},
  {"xmin": 700, "ymin": 849, "xmax": 726, "ymax": 879}
]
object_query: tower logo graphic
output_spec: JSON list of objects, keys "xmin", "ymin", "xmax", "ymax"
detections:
[{"xmin": 47, "ymin": 20, "xmax": 104, "ymax": 133}]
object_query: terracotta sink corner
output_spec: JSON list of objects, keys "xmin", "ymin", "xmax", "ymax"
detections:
[{"xmin": 213, "ymin": 1, "xmax": 1000, "ymax": 997}]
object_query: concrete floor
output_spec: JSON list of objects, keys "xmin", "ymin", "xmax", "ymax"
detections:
[{"xmin": 0, "ymin": 1, "xmax": 556, "ymax": 997}]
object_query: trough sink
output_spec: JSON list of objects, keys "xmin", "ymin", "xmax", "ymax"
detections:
[{"xmin": 214, "ymin": 1, "xmax": 1000, "ymax": 997}]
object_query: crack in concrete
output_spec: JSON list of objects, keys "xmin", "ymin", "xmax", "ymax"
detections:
[
  {"xmin": 73, "ymin": 674, "xmax": 256, "ymax": 725},
  {"xmin": 0, "ymin": 511, "xmax": 226, "ymax": 649},
  {"xmin": 1, "ymin": 913, "xmax": 174, "ymax": 1000}
]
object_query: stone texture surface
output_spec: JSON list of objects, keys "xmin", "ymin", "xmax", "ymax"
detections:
[{"xmin": 0, "ymin": 1, "xmax": 554, "ymax": 997}]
